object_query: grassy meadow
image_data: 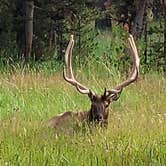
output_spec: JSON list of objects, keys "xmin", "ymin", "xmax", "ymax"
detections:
[
  {"xmin": 0, "ymin": 63, "xmax": 166, "ymax": 165},
  {"xmin": 0, "ymin": 34, "xmax": 166, "ymax": 165}
]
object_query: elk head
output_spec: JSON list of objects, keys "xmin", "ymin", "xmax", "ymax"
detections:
[{"xmin": 63, "ymin": 34, "xmax": 139, "ymax": 125}]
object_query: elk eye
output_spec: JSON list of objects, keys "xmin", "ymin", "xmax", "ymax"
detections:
[{"xmin": 105, "ymin": 104, "xmax": 109, "ymax": 108}]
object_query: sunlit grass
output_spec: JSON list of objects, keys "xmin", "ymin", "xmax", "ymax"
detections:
[{"xmin": 0, "ymin": 61, "xmax": 166, "ymax": 165}]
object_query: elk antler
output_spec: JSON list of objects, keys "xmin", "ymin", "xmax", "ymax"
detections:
[
  {"xmin": 63, "ymin": 34, "xmax": 139, "ymax": 100},
  {"xmin": 63, "ymin": 35, "xmax": 94, "ymax": 95},
  {"xmin": 106, "ymin": 34, "xmax": 140, "ymax": 101}
]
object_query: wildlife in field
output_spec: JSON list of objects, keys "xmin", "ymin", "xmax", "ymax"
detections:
[{"xmin": 47, "ymin": 34, "xmax": 140, "ymax": 128}]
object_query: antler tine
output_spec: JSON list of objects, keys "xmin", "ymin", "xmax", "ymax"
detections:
[
  {"xmin": 64, "ymin": 35, "xmax": 74, "ymax": 79},
  {"xmin": 106, "ymin": 34, "xmax": 140, "ymax": 100},
  {"xmin": 63, "ymin": 35, "xmax": 93, "ymax": 95}
]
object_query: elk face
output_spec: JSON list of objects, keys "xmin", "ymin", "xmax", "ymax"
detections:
[{"xmin": 88, "ymin": 90, "xmax": 110, "ymax": 123}]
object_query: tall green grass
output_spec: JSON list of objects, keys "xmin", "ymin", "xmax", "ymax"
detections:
[
  {"xmin": 0, "ymin": 31, "xmax": 166, "ymax": 165},
  {"xmin": 0, "ymin": 60, "xmax": 166, "ymax": 165}
]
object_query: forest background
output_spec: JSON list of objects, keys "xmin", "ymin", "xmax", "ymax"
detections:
[{"xmin": 0, "ymin": 0, "xmax": 165, "ymax": 71}]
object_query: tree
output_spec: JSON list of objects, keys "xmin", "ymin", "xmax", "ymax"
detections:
[
  {"xmin": 164, "ymin": 0, "xmax": 166, "ymax": 67},
  {"xmin": 95, "ymin": 0, "xmax": 112, "ymax": 30},
  {"xmin": 25, "ymin": 0, "xmax": 34, "ymax": 61}
]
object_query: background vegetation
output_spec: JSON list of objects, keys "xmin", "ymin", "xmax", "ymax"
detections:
[
  {"xmin": 0, "ymin": 0, "xmax": 165, "ymax": 70},
  {"xmin": 0, "ymin": 60, "xmax": 166, "ymax": 165},
  {"xmin": 0, "ymin": 0, "xmax": 166, "ymax": 165}
]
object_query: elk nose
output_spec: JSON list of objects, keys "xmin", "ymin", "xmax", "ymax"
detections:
[{"xmin": 97, "ymin": 115, "xmax": 103, "ymax": 121}]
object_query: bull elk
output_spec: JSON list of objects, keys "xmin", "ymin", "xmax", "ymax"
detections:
[{"xmin": 47, "ymin": 34, "xmax": 140, "ymax": 128}]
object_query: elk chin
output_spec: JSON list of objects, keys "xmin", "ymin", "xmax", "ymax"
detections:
[
  {"xmin": 93, "ymin": 117, "xmax": 104, "ymax": 124},
  {"xmin": 94, "ymin": 117, "xmax": 109, "ymax": 127}
]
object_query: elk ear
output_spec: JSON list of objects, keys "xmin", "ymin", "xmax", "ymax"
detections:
[
  {"xmin": 102, "ymin": 88, "xmax": 109, "ymax": 100},
  {"xmin": 88, "ymin": 90, "xmax": 95, "ymax": 101},
  {"xmin": 102, "ymin": 88, "xmax": 111, "ymax": 106}
]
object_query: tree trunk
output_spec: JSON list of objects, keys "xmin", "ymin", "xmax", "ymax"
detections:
[
  {"xmin": 164, "ymin": 0, "xmax": 166, "ymax": 68},
  {"xmin": 25, "ymin": 0, "xmax": 34, "ymax": 61},
  {"xmin": 95, "ymin": 0, "xmax": 112, "ymax": 30},
  {"xmin": 56, "ymin": 22, "xmax": 64, "ymax": 61},
  {"xmin": 144, "ymin": 20, "xmax": 148, "ymax": 64},
  {"xmin": 132, "ymin": 1, "xmax": 147, "ymax": 39},
  {"xmin": 49, "ymin": 20, "xmax": 54, "ymax": 50}
]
